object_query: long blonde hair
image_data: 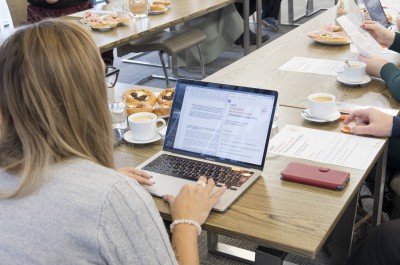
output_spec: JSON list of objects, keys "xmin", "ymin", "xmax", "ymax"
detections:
[{"xmin": 0, "ymin": 19, "xmax": 115, "ymax": 198}]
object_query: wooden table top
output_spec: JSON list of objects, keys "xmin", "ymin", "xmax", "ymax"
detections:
[
  {"xmin": 66, "ymin": 0, "xmax": 234, "ymax": 52},
  {"xmin": 113, "ymin": 88, "xmax": 384, "ymax": 258},
  {"xmin": 204, "ymin": 7, "xmax": 400, "ymax": 110}
]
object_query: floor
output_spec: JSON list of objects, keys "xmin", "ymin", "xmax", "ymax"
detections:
[{"xmin": 112, "ymin": 0, "xmax": 360, "ymax": 264}]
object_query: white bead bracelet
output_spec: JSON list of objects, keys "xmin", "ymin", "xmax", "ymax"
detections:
[{"xmin": 170, "ymin": 219, "xmax": 202, "ymax": 236}]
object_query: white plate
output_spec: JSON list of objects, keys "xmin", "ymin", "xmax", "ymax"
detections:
[
  {"xmin": 307, "ymin": 34, "xmax": 351, "ymax": 46},
  {"xmin": 301, "ymin": 109, "xmax": 341, "ymax": 123},
  {"xmin": 123, "ymin": 130, "xmax": 162, "ymax": 144},
  {"xmin": 337, "ymin": 74, "xmax": 371, "ymax": 86},
  {"xmin": 149, "ymin": 8, "xmax": 168, "ymax": 15}
]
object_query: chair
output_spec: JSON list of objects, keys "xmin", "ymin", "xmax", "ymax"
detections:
[
  {"xmin": 117, "ymin": 29, "xmax": 207, "ymax": 88},
  {"xmin": 5, "ymin": 0, "xmax": 27, "ymax": 27}
]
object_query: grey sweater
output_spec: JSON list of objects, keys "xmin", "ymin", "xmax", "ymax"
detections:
[{"xmin": 0, "ymin": 158, "xmax": 177, "ymax": 265}]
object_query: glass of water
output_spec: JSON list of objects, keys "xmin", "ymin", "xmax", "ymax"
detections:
[
  {"xmin": 129, "ymin": 0, "xmax": 149, "ymax": 18},
  {"xmin": 109, "ymin": 96, "xmax": 127, "ymax": 129}
]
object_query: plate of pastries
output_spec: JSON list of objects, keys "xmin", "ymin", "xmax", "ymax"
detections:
[
  {"xmin": 124, "ymin": 88, "xmax": 174, "ymax": 118},
  {"xmin": 81, "ymin": 11, "xmax": 130, "ymax": 31},
  {"xmin": 149, "ymin": 1, "xmax": 172, "ymax": 15},
  {"xmin": 307, "ymin": 24, "xmax": 351, "ymax": 45}
]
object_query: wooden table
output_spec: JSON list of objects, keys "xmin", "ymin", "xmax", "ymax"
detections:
[
  {"xmin": 112, "ymin": 83, "xmax": 387, "ymax": 265},
  {"xmin": 205, "ymin": 7, "xmax": 400, "ymax": 110},
  {"xmin": 66, "ymin": 0, "xmax": 262, "ymax": 55},
  {"xmin": 113, "ymin": 103, "xmax": 386, "ymax": 265}
]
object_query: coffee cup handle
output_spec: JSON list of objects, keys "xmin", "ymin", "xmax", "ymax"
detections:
[{"xmin": 156, "ymin": 118, "xmax": 166, "ymax": 131}]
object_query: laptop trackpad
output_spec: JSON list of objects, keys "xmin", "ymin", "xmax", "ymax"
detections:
[{"xmin": 144, "ymin": 173, "xmax": 195, "ymax": 197}]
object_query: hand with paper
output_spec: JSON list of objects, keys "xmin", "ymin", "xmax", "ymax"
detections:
[{"xmin": 361, "ymin": 21, "xmax": 395, "ymax": 48}]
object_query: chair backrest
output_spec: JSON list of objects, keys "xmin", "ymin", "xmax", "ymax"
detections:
[
  {"xmin": 0, "ymin": 0, "xmax": 14, "ymax": 29},
  {"xmin": 5, "ymin": 0, "xmax": 27, "ymax": 27}
]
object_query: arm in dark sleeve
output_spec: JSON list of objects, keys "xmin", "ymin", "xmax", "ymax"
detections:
[
  {"xmin": 380, "ymin": 63, "xmax": 400, "ymax": 101},
  {"xmin": 389, "ymin": 33, "xmax": 400, "ymax": 53},
  {"xmin": 392, "ymin": 116, "xmax": 400, "ymax": 138}
]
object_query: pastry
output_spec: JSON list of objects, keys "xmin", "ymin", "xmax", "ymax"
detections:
[
  {"xmin": 157, "ymin": 88, "xmax": 174, "ymax": 106},
  {"xmin": 153, "ymin": 1, "xmax": 171, "ymax": 6},
  {"xmin": 124, "ymin": 89, "xmax": 157, "ymax": 106},
  {"xmin": 153, "ymin": 103, "xmax": 171, "ymax": 117},
  {"xmin": 126, "ymin": 102, "xmax": 153, "ymax": 115},
  {"xmin": 150, "ymin": 4, "xmax": 166, "ymax": 11}
]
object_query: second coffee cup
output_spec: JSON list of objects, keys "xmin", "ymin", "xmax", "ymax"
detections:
[
  {"xmin": 128, "ymin": 112, "xmax": 166, "ymax": 141},
  {"xmin": 342, "ymin": 61, "xmax": 366, "ymax": 83},
  {"xmin": 308, "ymin": 93, "xmax": 336, "ymax": 119}
]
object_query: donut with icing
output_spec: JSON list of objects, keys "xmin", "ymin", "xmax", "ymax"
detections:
[
  {"xmin": 124, "ymin": 89, "xmax": 157, "ymax": 106},
  {"xmin": 157, "ymin": 88, "xmax": 174, "ymax": 106}
]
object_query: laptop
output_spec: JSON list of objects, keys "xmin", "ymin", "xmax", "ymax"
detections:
[
  {"xmin": 363, "ymin": 0, "xmax": 396, "ymax": 31},
  {"xmin": 137, "ymin": 79, "xmax": 278, "ymax": 212}
]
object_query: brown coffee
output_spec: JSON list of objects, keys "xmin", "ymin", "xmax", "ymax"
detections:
[
  {"xmin": 131, "ymin": 116, "xmax": 154, "ymax": 123},
  {"xmin": 312, "ymin": 96, "xmax": 333, "ymax": 102}
]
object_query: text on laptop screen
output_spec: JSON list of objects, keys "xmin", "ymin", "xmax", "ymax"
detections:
[
  {"xmin": 164, "ymin": 81, "xmax": 277, "ymax": 168},
  {"xmin": 364, "ymin": 0, "xmax": 390, "ymax": 28}
]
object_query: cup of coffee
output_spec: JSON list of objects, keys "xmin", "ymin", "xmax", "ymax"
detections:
[
  {"xmin": 342, "ymin": 61, "xmax": 366, "ymax": 83},
  {"xmin": 308, "ymin": 93, "xmax": 336, "ymax": 119},
  {"xmin": 128, "ymin": 112, "xmax": 166, "ymax": 141}
]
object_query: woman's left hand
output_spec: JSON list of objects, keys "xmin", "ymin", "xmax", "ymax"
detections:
[
  {"xmin": 358, "ymin": 54, "xmax": 389, "ymax": 78},
  {"xmin": 118, "ymin": 167, "xmax": 154, "ymax": 186}
]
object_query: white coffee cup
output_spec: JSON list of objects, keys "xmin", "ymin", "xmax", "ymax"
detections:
[
  {"xmin": 128, "ymin": 113, "xmax": 166, "ymax": 141},
  {"xmin": 342, "ymin": 61, "xmax": 366, "ymax": 83},
  {"xmin": 308, "ymin": 93, "xmax": 336, "ymax": 119}
]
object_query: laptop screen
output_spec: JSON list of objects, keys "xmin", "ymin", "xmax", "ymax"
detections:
[
  {"xmin": 163, "ymin": 79, "xmax": 278, "ymax": 170},
  {"xmin": 364, "ymin": 0, "xmax": 390, "ymax": 28}
]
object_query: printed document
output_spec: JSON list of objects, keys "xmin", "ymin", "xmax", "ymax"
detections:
[
  {"xmin": 336, "ymin": 14, "xmax": 383, "ymax": 57},
  {"xmin": 268, "ymin": 125, "xmax": 385, "ymax": 170},
  {"xmin": 336, "ymin": 101, "xmax": 399, "ymax": 116},
  {"xmin": 279, "ymin": 57, "xmax": 344, "ymax": 76}
]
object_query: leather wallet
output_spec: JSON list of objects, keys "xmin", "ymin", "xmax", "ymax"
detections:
[{"xmin": 281, "ymin": 162, "xmax": 350, "ymax": 190}]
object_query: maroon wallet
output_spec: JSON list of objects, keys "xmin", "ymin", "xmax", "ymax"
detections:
[{"xmin": 281, "ymin": 162, "xmax": 350, "ymax": 190}]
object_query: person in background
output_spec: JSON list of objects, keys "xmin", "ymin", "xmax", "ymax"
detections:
[
  {"xmin": 261, "ymin": 0, "xmax": 282, "ymax": 32},
  {"xmin": 0, "ymin": 19, "xmax": 225, "ymax": 264},
  {"xmin": 343, "ymin": 108, "xmax": 400, "ymax": 265},
  {"xmin": 27, "ymin": 0, "xmax": 114, "ymax": 64},
  {"xmin": 359, "ymin": 20, "xmax": 400, "ymax": 101}
]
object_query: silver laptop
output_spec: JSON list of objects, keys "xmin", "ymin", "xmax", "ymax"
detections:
[
  {"xmin": 137, "ymin": 79, "xmax": 278, "ymax": 212},
  {"xmin": 364, "ymin": 0, "xmax": 396, "ymax": 31}
]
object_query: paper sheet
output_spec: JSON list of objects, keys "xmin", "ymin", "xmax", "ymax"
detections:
[
  {"xmin": 336, "ymin": 14, "xmax": 383, "ymax": 57},
  {"xmin": 268, "ymin": 125, "xmax": 385, "ymax": 170},
  {"xmin": 279, "ymin": 57, "xmax": 344, "ymax": 76},
  {"xmin": 336, "ymin": 101, "xmax": 399, "ymax": 116}
]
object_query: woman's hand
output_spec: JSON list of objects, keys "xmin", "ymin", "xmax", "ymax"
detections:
[
  {"xmin": 163, "ymin": 176, "xmax": 226, "ymax": 225},
  {"xmin": 358, "ymin": 54, "xmax": 389, "ymax": 78},
  {"xmin": 343, "ymin": 108, "xmax": 393, "ymax": 137},
  {"xmin": 117, "ymin": 167, "xmax": 154, "ymax": 186},
  {"xmin": 361, "ymin": 20, "xmax": 395, "ymax": 47}
]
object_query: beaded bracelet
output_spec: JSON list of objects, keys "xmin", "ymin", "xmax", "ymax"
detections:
[{"xmin": 170, "ymin": 219, "xmax": 202, "ymax": 236}]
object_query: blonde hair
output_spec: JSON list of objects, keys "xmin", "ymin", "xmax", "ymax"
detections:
[{"xmin": 0, "ymin": 19, "xmax": 115, "ymax": 198}]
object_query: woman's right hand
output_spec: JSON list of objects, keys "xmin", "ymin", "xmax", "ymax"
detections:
[
  {"xmin": 361, "ymin": 20, "xmax": 395, "ymax": 48},
  {"xmin": 163, "ymin": 176, "xmax": 226, "ymax": 225}
]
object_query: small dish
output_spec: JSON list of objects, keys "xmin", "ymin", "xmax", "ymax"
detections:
[
  {"xmin": 90, "ymin": 25, "xmax": 116, "ymax": 32},
  {"xmin": 337, "ymin": 74, "xmax": 371, "ymax": 86},
  {"xmin": 301, "ymin": 109, "xmax": 341, "ymax": 123},
  {"xmin": 123, "ymin": 130, "xmax": 162, "ymax": 144},
  {"xmin": 149, "ymin": 8, "xmax": 168, "ymax": 15}
]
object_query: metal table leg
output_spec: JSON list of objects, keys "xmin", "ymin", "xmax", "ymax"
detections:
[
  {"xmin": 330, "ymin": 192, "xmax": 358, "ymax": 265},
  {"xmin": 372, "ymin": 144, "xmax": 388, "ymax": 227},
  {"xmin": 256, "ymin": 0, "xmax": 262, "ymax": 48}
]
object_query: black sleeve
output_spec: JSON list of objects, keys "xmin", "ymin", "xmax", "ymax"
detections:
[{"xmin": 391, "ymin": 116, "xmax": 400, "ymax": 138}]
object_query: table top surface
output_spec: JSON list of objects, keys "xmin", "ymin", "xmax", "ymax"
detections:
[
  {"xmin": 113, "ymin": 84, "xmax": 385, "ymax": 259},
  {"xmin": 67, "ymin": 0, "xmax": 234, "ymax": 52},
  {"xmin": 204, "ymin": 7, "xmax": 400, "ymax": 110}
]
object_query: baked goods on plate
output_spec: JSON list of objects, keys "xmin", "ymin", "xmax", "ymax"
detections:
[
  {"xmin": 124, "ymin": 89, "xmax": 157, "ymax": 106},
  {"xmin": 126, "ymin": 102, "xmax": 153, "ymax": 115},
  {"xmin": 157, "ymin": 88, "xmax": 174, "ymax": 106},
  {"xmin": 153, "ymin": 1, "xmax": 172, "ymax": 6},
  {"xmin": 153, "ymin": 104, "xmax": 172, "ymax": 117},
  {"xmin": 103, "ymin": 13, "xmax": 131, "ymax": 24},
  {"xmin": 307, "ymin": 24, "xmax": 351, "ymax": 45}
]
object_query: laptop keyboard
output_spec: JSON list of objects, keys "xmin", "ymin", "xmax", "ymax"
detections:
[{"xmin": 142, "ymin": 154, "xmax": 254, "ymax": 190}]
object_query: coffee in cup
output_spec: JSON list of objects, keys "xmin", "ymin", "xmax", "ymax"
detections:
[
  {"xmin": 128, "ymin": 112, "xmax": 166, "ymax": 141},
  {"xmin": 342, "ymin": 61, "xmax": 366, "ymax": 83},
  {"xmin": 308, "ymin": 93, "xmax": 336, "ymax": 119}
]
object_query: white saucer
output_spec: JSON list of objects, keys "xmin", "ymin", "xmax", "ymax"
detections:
[
  {"xmin": 337, "ymin": 74, "xmax": 371, "ymax": 86},
  {"xmin": 123, "ymin": 130, "xmax": 162, "ymax": 144},
  {"xmin": 301, "ymin": 109, "xmax": 341, "ymax": 123}
]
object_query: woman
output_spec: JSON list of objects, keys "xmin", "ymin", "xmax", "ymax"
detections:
[
  {"xmin": 0, "ymin": 19, "xmax": 225, "ymax": 264},
  {"xmin": 343, "ymin": 108, "xmax": 400, "ymax": 265},
  {"xmin": 359, "ymin": 20, "xmax": 400, "ymax": 100}
]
